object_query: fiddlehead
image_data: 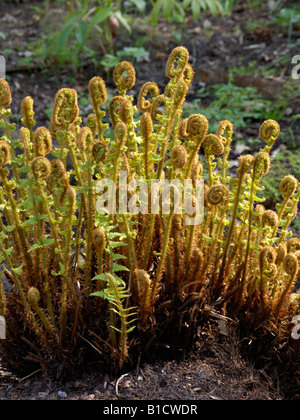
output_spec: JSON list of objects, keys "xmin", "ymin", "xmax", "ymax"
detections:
[
  {"xmin": 237, "ymin": 154, "xmax": 255, "ymax": 178},
  {"xmin": 92, "ymin": 140, "xmax": 108, "ymax": 166},
  {"xmin": 92, "ymin": 227, "xmax": 106, "ymax": 250},
  {"xmin": 50, "ymin": 88, "xmax": 79, "ymax": 134},
  {"xmin": 48, "ymin": 158, "xmax": 69, "ymax": 192},
  {"xmin": 33, "ymin": 127, "xmax": 52, "ymax": 157},
  {"xmin": 31, "ymin": 156, "xmax": 51, "ymax": 180},
  {"xmin": 109, "ymin": 95, "xmax": 125, "ymax": 128},
  {"xmin": 253, "ymin": 151, "xmax": 271, "ymax": 180},
  {"xmin": 191, "ymin": 158, "xmax": 203, "ymax": 187},
  {"xmin": 0, "ymin": 79, "xmax": 12, "ymax": 108},
  {"xmin": 259, "ymin": 119, "xmax": 280, "ymax": 152},
  {"xmin": 262, "ymin": 210, "xmax": 278, "ymax": 228},
  {"xmin": 180, "ymin": 114, "xmax": 208, "ymax": 141},
  {"xmin": 204, "ymin": 133, "xmax": 224, "ymax": 155},
  {"xmin": 51, "ymin": 158, "xmax": 67, "ymax": 179},
  {"xmin": 150, "ymin": 94, "xmax": 165, "ymax": 123},
  {"xmin": 204, "ymin": 134, "xmax": 225, "ymax": 186},
  {"xmin": 287, "ymin": 238, "xmax": 300, "ymax": 254},
  {"xmin": 182, "ymin": 64, "xmax": 194, "ymax": 88},
  {"xmin": 21, "ymin": 96, "xmax": 36, "ymax": 131},
  {"xmin": 279, "ymin": 175, "xmax": 297, "ymax": 199},
  {"xmin": 207, "ymin": 183, "xmax": 230, "ymax": 207},
  {"xmin": 119, "ymin": 98, "xmax": 134, "ymax": 127},
  {"xmin": 138, "ymin": 81, "xmax": 160, "ymax": 112},
  {"xmin": 217, "ymin": 120, "xmax": 234, "ymax": 147},
  {"xmin": 182, "ymin": 114, "xmax": 208, "ymax": 178},
  {"xmin": 113, "ymin": 61, "xmax": 136, "ymax": 96},
  {"xmin": 0, "ymin": 140, "xmax": 11, "ymax": 166},
  {"xmin": 88, "ymin": 76, "xmax": 107, "ymax": 142},
  {"xmin": 274, "ymin": 175, "xmax": 298, "ymax": 241},
  {"xmin": 165, "ymin": 46, "xmax": 189, "ymax": 80},
  {"xmin": 89, "ymin": 76, "xmax": 107, "ymax": 109},
  {"xmin": 77, "ymin": 126, "xmax": 93, "ymax": 152},
  {"xmin": 171, "ymin": 144, "xmax": 187, "ymax": 169},
  {"xmin": 261, "ymin": 210, "xmax": 278, "ymax": 247}
]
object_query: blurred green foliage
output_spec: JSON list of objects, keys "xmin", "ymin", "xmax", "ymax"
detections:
[
  {"xmin": 23, "ymin": 0, "xmax": 233, "ymax": 73},
  {"xmin": 182, "ymin": 80, "xmax": 288, "ymax": 136},
  {"xmin": 149, "ymin": 0, "xmax": 230, "ymax": 25}
]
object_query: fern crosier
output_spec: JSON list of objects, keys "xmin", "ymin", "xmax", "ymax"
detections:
[
  {"xmin": 21, "ymin": 96, "xmax": 36, "ymax": 132},
  {"xmin": 0, "ymin": 79, "xmax": 12, "ymax": 108}
]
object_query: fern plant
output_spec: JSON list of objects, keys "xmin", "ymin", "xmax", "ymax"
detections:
[
  {"xmin": 0, "ymin": 48, "xmax": 299, "ymax": 390},
  {"xmin": 149, "ymin": 0, "xmax": 228, "ymax": 25},
  {"xmin": 91, "ymin": 273, "xmax": 137, "ymax": 369}
]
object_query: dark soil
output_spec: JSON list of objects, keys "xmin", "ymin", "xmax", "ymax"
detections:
[
  {"xmin": 0, "ymin": 0, "xmax": 299, "ymax": 401},
  {"xmin": 0, "ymin": 329, "xmax": 285, "ymax": 401}
]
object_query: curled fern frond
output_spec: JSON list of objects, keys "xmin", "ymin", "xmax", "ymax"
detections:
[
  {"xmin": 0, "ymin": 140, "xmax": 10, "ymax": 166},
  {"xmin": 21, "ymin": 96, "xmax": 35, "ymax": 130},
  {"xmin": 33, "ymin": 127, "xmax": 52, "ymax": 157},
  {"xmin": 50, "ymin": 88, "xmax": 79, "ymax": 129},
  {"xmin": 207, "ymin": 183, "xmax": 230, "ymax": 207},
  {"xmin": 165, "ymin": 46, "xmax": 189, "ymax": 79},
  {"xmin": 0, "ymin": 79, "xmax": 12, "ymax": 108},
  {"xmin": 279, "ymin": 175, "xmax": 298, "ymax": 198},
  {"xmin": 138, "ymin": 81, "xmax": 160, "ymax": 112},
  {"xmin": 89, "ymin": 76, "xmax": 107, "ymax": 109},
  {"xmin": 31, "ymin": 156, "xmax": 51, "ymax": 180},
  {"xmin": 171, "ymin": 144, "xmax": 187, "ymax": 169},
  {"xmin": 113, "ymin": 61, "xmax": 136, "ymax": 96},
  {"xmin": 259, "ymin": 119, "xmax": 280, "ymax": 151}
]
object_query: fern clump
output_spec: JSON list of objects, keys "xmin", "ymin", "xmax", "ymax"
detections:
[{"xmin": 0, "ymin": 49, "xmax": 299, "ymax": 385}]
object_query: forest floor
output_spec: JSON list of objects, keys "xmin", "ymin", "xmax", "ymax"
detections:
[
  {"xmin": 0, "ymin": 0, "xmax": 299, "ymax": 400},
  {"xmin": 0, "ymin": 329, "xmax": 285, "ymax": 401}
]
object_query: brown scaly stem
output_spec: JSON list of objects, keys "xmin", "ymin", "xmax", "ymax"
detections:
[{"xmin": 217, "ymin": 155, "xmax": 254, "ymax": 289}]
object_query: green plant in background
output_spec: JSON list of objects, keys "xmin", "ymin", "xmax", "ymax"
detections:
[
  {"xmin": 35, "ymin": 0, "xmax": 133, "ymax": 71},
  {"xmin": 261, "ymin": 148, "xmax": 300, "ymax": 209},
  {"xmin": 100, "ymin": 46, "xmax": 150, "ymax": 76},
  {"xmin": 271, "ymin": 6, "xmax": 300, "ymax": 42},
  {"xmin": 149, "ymin": 0, "xmax": 228, "ymax": 25},
  {"xmin": 0, "ymin": 48, "xmax": 299, "ymax": 390},
  {"xmin": 183, "ymin": 81, "xmax": 287, "ymax": 139},
  {"xmin": 27, "ymin": 0, "xmax": 236, "ymax": 73}
]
